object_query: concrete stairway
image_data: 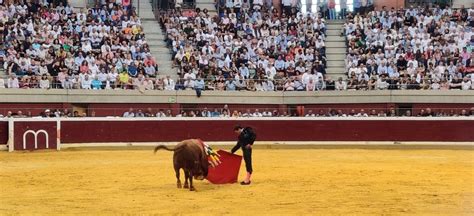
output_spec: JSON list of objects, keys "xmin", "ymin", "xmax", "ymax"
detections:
[
  {"xmin": 195, "ymin": 0, "xmax": 217, "ymax": 13},
  {"xmin": 325, "ymin": 20, "xmax": 347, "ymax": 80},
  {"xmin": 139, "ymin": 1, "xmax": 177, "ymax": 79},
  {"xmin": 0, "ymin": 67, "xmax": 6, "ymax": 79}
]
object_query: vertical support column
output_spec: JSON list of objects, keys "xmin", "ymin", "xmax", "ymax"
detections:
[
  {"xmin": 56, "ymin": 120, "xmax": 61, "ymax": 151},
  {"xmin": 278, "ymin": 104, "xmax": 287, "ymax": 116},
  {"xmin": 170, "ymin": 103, "xmax": 181, "ymax": 116},
  {"xmin": 8, "ymin": 119, "xmax": 14, "ymax": 152}
]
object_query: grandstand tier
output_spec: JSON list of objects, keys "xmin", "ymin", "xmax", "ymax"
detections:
[{"xmin": 0, "ymin": 1, "xmax": 473, "ymax": 91}]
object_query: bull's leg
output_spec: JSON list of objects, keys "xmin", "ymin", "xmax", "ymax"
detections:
[
  {"xmin": 175, "ymin": 168, "xmax": 182, "ymax": 188},
  {"xmin": 183, "ymin": 170, "xmax": 189, "ymax": 189},
  {"xmin": 189, "ymin": 170, "xmax": 195, "ymax": 191}
]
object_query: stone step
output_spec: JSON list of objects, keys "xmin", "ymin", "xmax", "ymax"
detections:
[
  {"xmin": 159, "ymin": 67, "xmax": 175, "ymax": 72},
  {"xmin": 325, "ymin": 37, "xmax": 346, "ymax": 42},
  {"xmin": 156, "ymin": 59, "xmax": 173, "ymax": 64},
  {"xmin": 325, "ymin": 73, "xmax": 347, "ymax": 80},
  {"xmin": 152, "ymin": 50, "xmax": 172, "ymax": 55},
  {"xmin": 145, "ymin": 34, "xmax": 165, "ymax": 38},
  {"xmin": 138, "ymin": 10, "xmax": 155, "ymax": 21},
  {"xmin": 144, "ymin": 30, "xmax": 165, "ymax": 35},
  {"xmin": 325, "ymin": 41, "xmax": 346, "ymax": 48},
  {"xmin": 149, "ymin": 43, "xmax": 167, "ymax": 49},
  {"xmin": 147, "ymin": 40, "xmax": 167, "ymax": 46},
  {"xmin": 159, "ymin": 64, "xmax": 174, "ymax": 69},
  {"xmin": 152, "ymin": 52, "xmax": 173, "ymax": 58},
  {"xmin": 326, "ymin": 25, "xmax": 343, "ymax": 30},
  {"xmin": 326, "ymin": 47, "xmax": 346, "ymax": 54},
  {"xmin": 326, "ymin": 67, "xmax": 345, "ymax": 74},
  {"xmin": 141, "ymin": 22, "xmax": 161, "ymax": 30},
  {"xmin": 148, "ymin": 44, "xmax": 170, "ymax": 49},
  {"xmin": 326, "ymin": 60, "xmax": 345, "ymax": 67},
  {"xmin": 157, "ymin": 60, "xmax": 173, "ymax": 66},
  {"xmin": 0, "ymin": 68, "xmax": 6, "ymax": 78},
  {"xmin": 145, "ymin": 31, "xmax": 165, "ymax": 41},
  {"xmin": 327, "ymin": 20, "xmax": 346, "ymax": 25},
  {"xmin": 146, "ymin": 37, "xmax": 165, "ymax": 42},
  {"xmin": 326, "ymin": 29, "xmax": 341, "ymax": 36},
  {"xmin": 326, "ymin": 53, "xmax": 346, "ymax": 60},
  {"xmin": 141, "ymin": 21, "xmax": 160, "ymax": 26}
]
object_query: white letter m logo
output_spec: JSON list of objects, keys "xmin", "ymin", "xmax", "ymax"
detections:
[{"xmin": 22, "ymin": 130, "xmax": 49, "ymax": 150}]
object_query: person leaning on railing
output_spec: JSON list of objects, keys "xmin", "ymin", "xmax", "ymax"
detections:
[{"xmin": 2, "ymin": 74, "xmax": 474, "ymax": 91}]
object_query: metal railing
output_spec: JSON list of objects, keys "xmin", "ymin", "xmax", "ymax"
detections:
[{"xmin": 0, "ymin": 76, "xmax": 472, "ymax": 91}]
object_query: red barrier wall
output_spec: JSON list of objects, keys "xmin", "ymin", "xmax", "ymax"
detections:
[
  {"xmin": 0, "ymin": 121, "xmax": 8, "ymax": 144},
  {"xmin": 2, "ymin": 119, "xmax": 473, "ymax": 147},
  {"xmin": 60, "ymin": 119, "xmax": 474, "ymax": 143},
  {"xmin": 13, "ymin": 121, "xmax": 58, "ymax": 150},
  {"xmin": 1, "ymin": 103, "xmax": 473, "ymax": 117}
]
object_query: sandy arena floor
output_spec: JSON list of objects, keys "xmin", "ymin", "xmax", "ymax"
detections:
[{"xmin": 0, "ymin": 148, "xmax": 473, "ymax": 215}]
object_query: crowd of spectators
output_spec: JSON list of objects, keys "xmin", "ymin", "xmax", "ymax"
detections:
[
  {"xmin": 2, "ymin": 106, "xmax": 474, "ymax": 118},
  {"xmin": 343, "ymin": 5, "xmax": 474, "ymax": 90},
  {"xmin": 2, "ymin": 1, "xmax": 474, "ymax": 92},
  {"xmin": 0, "ymin": 0, "xmax": 159, "ymax": 90},
  {"xmin": 119, "ymin": 106, "xmax": 474, "ymax": 117},
  {"xmin": 160, "ymin": 0, "xmax": 331, "ymax": 92}
]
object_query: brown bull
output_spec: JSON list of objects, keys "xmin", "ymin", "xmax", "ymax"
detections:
[{"xmin": 154, "ymin": 139, "xmax": 209, "ymax": 191}]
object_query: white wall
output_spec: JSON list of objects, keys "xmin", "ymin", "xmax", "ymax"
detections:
[
  {"xmin": 69, "ymin": 0, "xmax": 87, "ymax": 8},
  {"xmin": 453, "ymin": 0, "xmax": 474, "ymax": 8}
]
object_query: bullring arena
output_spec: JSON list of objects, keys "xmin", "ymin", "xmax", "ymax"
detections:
[
  {"xmin": 0, "ymin": 118, "xmax": 473, "ymax": 215},
  {"xmin": 2, "ymin": 0, "xmax": 474, "ymax": 214}
]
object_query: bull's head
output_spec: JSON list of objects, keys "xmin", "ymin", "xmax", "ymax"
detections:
[{"xmin": 193, "ymin": 159, "xmax": 209, "ymax": 180}]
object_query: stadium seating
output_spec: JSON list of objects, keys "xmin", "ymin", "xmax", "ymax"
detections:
[
  {"xmin": 1, "ymin": 2, "xmax": 473, "ymax": 91},
  {"xmin": 343, "ymin": 6, "xmax": 474, "ymax": 90},
  {"xmin": 160, "ymin": 3, "xmax": 328, "ymax": 91},
  {"xmin": 1, "ymin": 0, "xmax": 158, "ymax": 90}
]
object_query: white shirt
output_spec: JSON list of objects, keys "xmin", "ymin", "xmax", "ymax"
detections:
[
  {"xmin": 461, "ymin": 80, "xmax": 472, "ymax": 90},
  {"xmin": 252, "ymin": 112, "xmax": 263, "ymax": 117},
  {"xmin": 81, "ymin": 78, "xmax": 92, "ymax": 89},
  {"xmin": 7, "ymin": 78, "xmax": 19, "ymax": 88},
  {"xmin": 39, "ymin": 79, "xmax": 50, "ymax": 89},
  {"xmin": 183, "ymin": 73, "xmax": 196, "ymax": 80},
  {"xmin": 335, "ymin": 81, "xmax": 347, "ymax": 91},
  {"xmin": 164, "ymin": 78, "xmax": 176, "ymax": 91}
]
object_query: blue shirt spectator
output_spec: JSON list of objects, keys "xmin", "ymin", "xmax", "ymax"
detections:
[
  {"xmin": 226, "ymin": 79, "xmax": 236, "ymax": 91},
  {"xmin": 91, "ymin": 78, "xmax": 102, "ymax": 90}
]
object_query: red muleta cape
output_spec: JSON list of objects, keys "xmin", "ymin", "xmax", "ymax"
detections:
[{"xmin": 206, "ymin": 150, "xmax": 242, "ymax": 184}]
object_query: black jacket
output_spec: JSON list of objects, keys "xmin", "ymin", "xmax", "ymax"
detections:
[{"xmin": 231, "ymin": 127, "xmax": 257, "ymax": 153}]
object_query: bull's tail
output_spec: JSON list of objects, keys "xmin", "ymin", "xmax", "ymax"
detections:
[{"xmin": 154, "ymin": 145, "xmax": 175, "ymax": 154}]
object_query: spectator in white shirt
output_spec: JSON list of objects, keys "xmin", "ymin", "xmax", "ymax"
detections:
[
  {"xmin": 305, "ymin": 110, "xmax": 316, "ymax": 117},
  {"xmin": 123, "ymin": 108, "xmax": 135, "ymax": 117},
  {"xmin": 262, "ymin": 109, "xmax": 272, "ymax": 117},
  {"xmin": 252, "ymin": 109, "xmax": 263, "ymax": 117},
  {"xmin": 335, "ymin": 77, "xmax": 347, "ymax": 91},
  {"xmin": 184, "ymin": 77, "xmax": 195, "ymax": 90},
  {"xmin": 164, "ymin": 76, "xmax": 176, "ymax": 90},
  {"xmin": 39, "ymin": 75, "xmax": 50, "ymax": 89},
  {"xmin": 461, "ymin": 77, "xmax": 472, "ymax": 90},
  {"xmin": 7, "ymin": 74, "xmax": 19, "ymax": 88},
  {"xmin": 81, "ymin": 75, "xmax": 92, "ymax": 89},
  {"xmin": 263, "ymin": 80, "xmax": 274, "ymax": 91}
]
